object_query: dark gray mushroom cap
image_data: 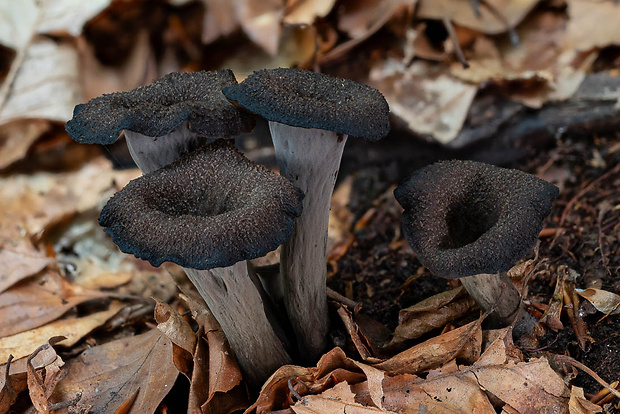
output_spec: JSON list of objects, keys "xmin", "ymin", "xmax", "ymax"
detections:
[
  {"xmin": 394, "ymin": 160, "xmax": 559, "ymax": 278},
  {"xmin": 99, "ymin": 140, "xmax": 304, "ymax": 269},
  {"xmin": 66, "ymin": 70, "xmax": 255, "ymax": 144},
  {"xmin": 222, "ymin": 68, "xmax": 390, "ymax": 141}
]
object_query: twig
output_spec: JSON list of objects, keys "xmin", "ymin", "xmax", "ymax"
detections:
[
  {"xmin": 442, "ymin": 17, "xmax": 469, "ymax": 69},
  {"xmin": 554, "ymin": 354, "xmax": 620, "ymax": 400},
  {"xmin": 288, "ymin": 377, "xmax": 302, "ymax": 401},
  {"xmin": 327, "ymin": 287, "xmax": 360, "ymax": 310}
]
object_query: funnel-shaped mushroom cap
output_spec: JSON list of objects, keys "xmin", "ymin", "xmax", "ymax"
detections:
[
  {"xmin": 99, "ymin": 140, "xmax": 304, "ymax": 269},
  {"xmin": 394, "ymin": 160, "xmax": 559, "ymax": 278},
  {"xmin": 223, "ymin": 68, "xmax": 390, "ymax": 141},
  {"xmin": 66, "ymin": 70, "xmax": 255, "ymax": 144}
]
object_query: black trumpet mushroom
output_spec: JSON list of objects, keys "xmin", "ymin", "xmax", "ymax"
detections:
[
  {"xmin": 99, "ymin": 140, "xmax": 304, "ymax": 386},
  {"xmin": 66, "ymin": 70, "xmax": 254, "ymax": 173},
  {"xmin": 395, "ymin": 160, "xmax": 559, "ymax": 326},
  {"xmin": 224, "ymin": 68, "xmax": 390, "ymax": 359}
]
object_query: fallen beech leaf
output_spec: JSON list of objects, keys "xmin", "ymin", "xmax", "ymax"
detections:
[
  {"xmin": 155, "ymin": 300, "xmax": 196, "ymax": 355},
  {"xmin": 0, "ymin": 38, "xmax": 79, "ymax": 125},
  {"xmin": 0, "ymin": 211, "xmax": 51, "ymax": 293},
  {"xmin": 576, "ymin": 288, "xmax": 620, "ymax": 315},
  {"xmin": 369, "ymin": 59, "xmax": 477, "ymax": 144},
  {"xmin": 0, "ymin": 344, "xmax": 59, "ymax": 411},
  {"xmin": 182, "ymin": 294, "xmax": 248, "ymax": 414},
  {"xmin": 155, "ymin": 300, "xmax": 196, "ymax": 379},
  {"xmin": 0, "ymin": 301, "xmax": 123, "ymax": 361},
  {"xmin": 236, "ymin": 0, "xmax": 283, "ymax": 56},
  {"xmin": 565, "ymin": 0, "xmax": 620, "ymax": 52},
  {"xmin": 248, "ymin": 348, "xmax": 366, "ymax": 413},
  {"xmin": 418, "ymin": 0, "xmax": 539, "ymax": 35},
  {"xmin": 450, "ymin": 11, "xmax": 592, "ymax": 107},
  {"xmin": 283, "ymin": 0, "xmax": 336, "ymax": 25},
  {"xmin": 27, "ymin": 344, "xmax": 65, "ymax": 414},
  {"xmin": 321, "ymin": 0, "xmax": 415, "ymax": 63},
  {"xmin": 366, "ymin": 371, "xmax": 496, "ymax": 413},
  {"xmin": 222, "ymin": 25, "xmax": 316, "ymax": 80},
  {"xmin": 202, "ymin": 0, "xmax": 239, "ymax": 44},
  {"xmin": 469, "ymin": 358, "xmax": 568, "ymax": 412},
  {"xmin": 375, "ymin": 320, "xmax": 482, "ymax": 375},
  {"xmin": 50, "ymin": 329, "xmax": 178, "ymax": 414},
  {"xmin": 0, "ymin": 119, "xmax": 50, "ymax": 169},
  {"xmin": 0, "ymin": 157, "xmax": 138, "ymax": 240},
  {"xmin": 292, "ymin": 381, "xmax": 395, "ymax": 413},
  {"xmin": 0, "ymin": 271, "xmax": 108, "ymax": 338},
  {"xmin": 568, "ymin": 386, "xmax": 602, "ymax": 414},
  {"xmin": 391, "ymin": 287, "xmax": 476, "ymax": 344}
]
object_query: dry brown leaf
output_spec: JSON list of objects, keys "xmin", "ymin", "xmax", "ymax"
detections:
[
  {"xmin": 370, "ymin": 371, "xmax": 496, "ymax": 414},
  {"xmin": 369, "ymin": 59, "xmax": 477, "ymax": 144},
  {"xmin": 0, "ymin": 301, "xmax": 123, "ymax": 362},
  {"xmin": 155, "ymin": 300, "xmax": 196, "ymax": 355},
  {"xmin": 283, "ymin": 0, "xmax": 336, "ymax": 25},
  {"xmin": 50, "ymin": 329, "xmax": 178, "ymax": 414},
  {"xmin": 391, "ymin": 287, "xmax": 476, "ymax": 344},
  {"xmin": 183, "ymin": 293, "xmax": 249, "ymax": 414},
  {"xmin": 565, "ymin": 0, "xmax": 620, "ymax": 51},
  {"xmin": 236, "ymin": 0, "xmax": 283, "ymax": 56},
  {"xmin": 155, "ymin": 299, "xmax": 196, "ymax": 379},
  {"xmin": 0, "ymin": 271, "xmax": 108, "ymax": 338},
  {"xmin": 418, "ymin": 0, "xmax": 539, "ymax": 34},
  {"xmin": 568, "ymin": 386, "xmax": 602, "ymax": 413},
  {"xmin": 0, "ymin": 118, "xmax": 50, "ymax": 169},
  {"xmin": 292, "ymin": 381, "xmax": 396, "ymax": 413},
  {"xmin": 78, "ymin": 31, "xmax": 153, "ymax": 101},
  {"xmin": 0, "ymin": 157, "xmax": 138, "ymax": 240},
  {"xmin": 248, "ymin": 347, "xmax": 367, "ymax": 413},
  {"xmin": 576, "ymin": 288, "xmax": 620, "ymax": 315},
  {"xmin": 0, "ymin": 210, "xmax": 51, "ymax": 293},
  {"xmin": 27, "ymin": 344, "xmax": 65, "ymax": 414},
  {"xmin": 202, "ymin": 0, "xmax": 240, "ymax": 44},
  {"xmin": 450, "ymin": 11, "xmax": 593, "ymax": 107},
  {"xmin": 375, "ymin": 320, "xmax": 482, "ymax": 375},
  {"xmin": 0, "ymin": 344, "xmax": 60, "ymax": 412},
  {"xmin": 321, "ymin": 0, "xmax": 416, "ymax": 63},
  {"xmin": 222, "ymin": 25, "xmax": 317, "ymax": 80}
]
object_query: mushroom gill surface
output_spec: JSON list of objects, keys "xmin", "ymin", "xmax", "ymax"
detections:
[
  {"xmin": 394, "ymin": 160, "xmax": 559, "ymax": 278},
  {"xmin": 99, "ymin": 140, "xmax": 304, "ymax": 269}
]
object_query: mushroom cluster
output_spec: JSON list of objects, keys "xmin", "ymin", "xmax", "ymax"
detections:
[{"xmin": 66, "ymin": 68, "xmax": 390, "ymax": 384}]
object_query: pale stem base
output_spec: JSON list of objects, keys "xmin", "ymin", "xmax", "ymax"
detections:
[
  {"xmin": 185, "ymin": 261, "xmax": 291, "ymax": 387},
  {"xmin": 270, "ymin": 121, "xmax": 348, "ymax": 360},
  {"xmin": 459, "ymin": 272, "xmax": 521, "ymax": 326}
]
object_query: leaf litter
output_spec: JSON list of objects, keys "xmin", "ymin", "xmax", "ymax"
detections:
[{"xmin": 0, "ymin": 0, "xmax": 619, "ymax": 412}]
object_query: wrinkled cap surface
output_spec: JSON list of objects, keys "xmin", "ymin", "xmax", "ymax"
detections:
[
  {"xmin": 99, "ymin": 140, "xmax": 304, "ymax": 269},
  {"xmin": 394, "ymin": 160, "xmax": 559, "ymax": 278},
  {"xmin": 66, "ymin": 70, "xmax": 255, "ymax": 144},
  {"xmin": 223, "ymin": 68, "xmax": 390, "ymax": 141}
]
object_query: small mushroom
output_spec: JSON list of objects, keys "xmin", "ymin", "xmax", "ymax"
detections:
[
  {"xmin": 394, "ymin": 160, "xmax": 559, "ymax": 326},
  {"xmin": 66, "ymin": 70, "xmax": 254, "ymax": 173},
  {"xmin": 99, "ymin": 140, "xmax": 304, "ymax": 385},
  {"xmin": 223, "ymin": 68, "xmax": 390, "ymax": 359}
]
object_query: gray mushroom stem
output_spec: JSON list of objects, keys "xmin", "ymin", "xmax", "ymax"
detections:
[
  {"xmin": 459, "ymin": 272, "xmax": 521, "ymax": 326},
  {"xmin": 185, "ymin": 262, "xmax": 291, "ymax": 386},
  {"xmin": 124, "ymin": 122, "xmax": 205, "ymax": 173},
  {"xmin": 270, "ymin": 122, "xmax": 347, "ymax": 360}
]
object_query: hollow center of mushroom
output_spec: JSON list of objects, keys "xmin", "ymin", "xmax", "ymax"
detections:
[
  {"xmin": 440, "ymin": 187, "xmax": 500, "ymax": 249},
  {"xmin": 147, "ymin": 193, "xmax": 236, "ymax": 218}
]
